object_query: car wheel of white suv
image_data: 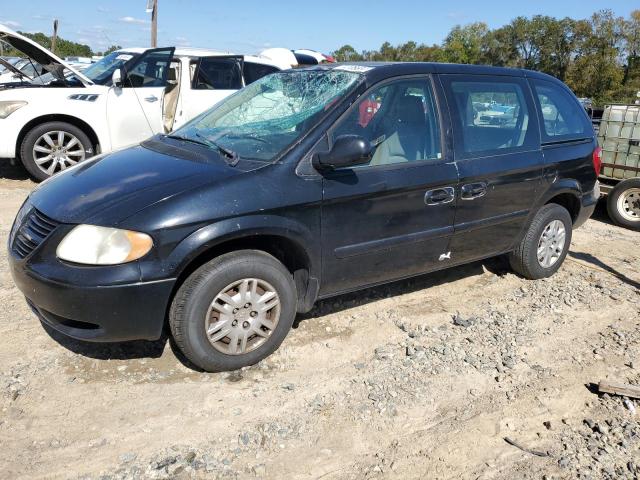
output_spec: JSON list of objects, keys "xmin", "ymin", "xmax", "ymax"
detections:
[{"xmin": 20, "ymin": 121, "xmax": 94, "ymax": 182}]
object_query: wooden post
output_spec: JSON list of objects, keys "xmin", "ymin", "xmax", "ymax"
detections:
[
  {"xmin": 151, "ymin": 0, "xmax": 157, "ymax": 48},
  {"xmin": 598, "ymin": 380, "xmax": 640, "ymax": 399},
  {"xmin": 51, "ymin": 19, "xmax": 58, "ymax": 55}
]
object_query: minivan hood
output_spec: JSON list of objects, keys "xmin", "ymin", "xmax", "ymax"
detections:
[
  {"xmin": 29, "ymin": 142, "xmax": 256, "ymax": 225},
  {"xmin": 0, "ymin": 23, "xmax": 92, "ymax": 86}
]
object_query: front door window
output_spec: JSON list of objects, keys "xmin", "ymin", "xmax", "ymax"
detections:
[
  {"xmin": 125, "ymin": 48, "xmax": 175, "ymax": 88},
  {"xmin": 331, "ymin": 79, "xmax": 442, "ymax": 167}
]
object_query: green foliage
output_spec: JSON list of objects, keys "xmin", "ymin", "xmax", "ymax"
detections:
[
  {"xmin": 442, "ymin": 22, "xmax": 488, "ymax": 64},
  {"xmin": 99, "ymin": 45, "xmax": 122, "ymax": 56},
  {"xmin": 332, "ymin": 9, "xmax": 640, "ymax": 106},
  {"xmin": 332, "ymin": 44, "xmax": 362, "ymax": 62},
  {"xmin": 1, "ymin": 31, "xmax": 91, "ymax": 58}
]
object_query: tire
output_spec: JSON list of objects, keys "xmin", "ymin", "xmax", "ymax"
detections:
[
  {"xmin": 606, "ymin": 178, "xmax": 640, "ymax": 231},
  {"xmin": 20, "ymin": 121, "xmax": 94, "ymax": 182},
  {"xmin": 509, "ymin": 203, "xmax": 573, "ymax": 280},
  {"xmin": 169, "ymin": 250, "xmax": 297, "ymax": 372}
]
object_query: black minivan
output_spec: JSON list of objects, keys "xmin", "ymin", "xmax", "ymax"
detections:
[{"xmin": 9, "ymin": 63, "xmax": 600, "ymax": 372}]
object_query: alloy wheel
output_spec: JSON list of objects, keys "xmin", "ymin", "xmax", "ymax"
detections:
[
  {"xmin": 32, "ymin": 131, "xmax": 86, "ymax": 176},
  {"xmin": 537, "ymin": 219, "xmax": 566, "ymax": 268},
  {"xmin": 205, "ymin": 278, "xmax": 281, "ymax": 355}
]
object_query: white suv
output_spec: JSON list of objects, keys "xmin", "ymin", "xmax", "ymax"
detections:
[{"xmin": 0, "ymin": 24, "xmax": 290, "ymax": 180}]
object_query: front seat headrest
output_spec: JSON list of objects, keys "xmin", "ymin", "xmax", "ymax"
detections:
[{"xmin": 396, "ymin": 96, "xmax": 425, "ymax": 125}]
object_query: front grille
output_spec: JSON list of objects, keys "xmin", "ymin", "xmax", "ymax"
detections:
[{"xmin": 12, "ymin": 208, "xmax": 59, "ymax": 259}]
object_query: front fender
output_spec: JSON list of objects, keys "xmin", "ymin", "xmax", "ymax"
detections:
[
  {"xmin": 1, "ymin": 88, "xmax": 111, "ymax": 157},
  {"xmin": 163, "ymin": 214, "xmax": 320, "ymax": 280}
]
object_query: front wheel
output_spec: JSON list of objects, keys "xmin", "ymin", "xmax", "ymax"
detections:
[
  {"xmin": 607, "ymin": 178, "xmax": 640, "ymax": 231},
  {"xmin": 20, "ymin": 121, "xmax": 94, "ymax": 182},
  {"xmin": 169, "ymin": 250, "xmax": 297, "ymax": 372},
  {"xmin": 509, "ymin": 203, "xmax": 573, "ymax": 280}
]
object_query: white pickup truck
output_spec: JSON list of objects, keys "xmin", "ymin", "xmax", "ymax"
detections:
[{"xmin": 0, "ymin": 24, "xmax": 291, "ymax": 180}]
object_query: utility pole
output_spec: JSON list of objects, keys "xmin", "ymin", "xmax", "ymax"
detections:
[
  {"xmin": 147, "ymin": 0, "xmax": 158, "ymax": 48},
  {"xmin": 51, "ymin": 19, "xmax": 58, "ymax": 55}
]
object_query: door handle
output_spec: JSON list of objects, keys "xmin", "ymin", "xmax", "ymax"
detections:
[
  {"xmin": 460, "ymin": 182, "xmax": 487, "ymax": 200},
  {"xmin": 425, "ymin": 187, "xmax": 455, "ymax": 205},
  {"xmin": 144, "ymin": 95, "xmax": 159, "ymax": 103}
]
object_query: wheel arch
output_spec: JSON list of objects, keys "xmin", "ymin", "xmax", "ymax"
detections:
[
  {"xmin": 510, "ymin": 180, "xmax": 583, "ymax": 249},
  {"xmin": 538, "ymin": 180, "xmax": 583, "ymax": 224},
  {"xmin": 166, "ymin": 218, "xmax": 321, "ymax": 314},
  {"xmin": 16, "ymin": 114, "xmax": 101, "ymax": 159},
  {"xmin": 544, "ymin": 192, "xmax": 581, "ymax": 223}
]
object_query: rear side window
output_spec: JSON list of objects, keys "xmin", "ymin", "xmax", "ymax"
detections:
[
  {"xmin": 192, "ymin": 58, "xmax": 243, "ymax": 90},
  {"xmin": 442, "ymin": 76, "xmax": 538, "ymax": 158},
  {"xmin": 243, "ymin": 62, "xmax": 279, "ymax": 85},
  {"xmin": 530, "ymin": 79, "xmax": 591, "ymax": 142}
]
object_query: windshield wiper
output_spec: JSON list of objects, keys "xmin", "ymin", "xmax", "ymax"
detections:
[
  {"xmin": 165, "ymin": 133, "xmax": 240, "ymax": 166},
  {"xmin": 165, "ymin": 134, "xmax": 210, "ymax": 148},
  {"xmin": 195, "ymin": 133, "xmax": 240, "ymax": 166}
]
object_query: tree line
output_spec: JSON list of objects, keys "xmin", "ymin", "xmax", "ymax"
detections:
[
  {"xmin": 333, "ymin": 9, "xmax": 640, "ymax": 106},
  {"xmin": 0, "ymin": 31, "xmax": 120, "ymax": 58},
  {"xmin": 3, "ymin": 9, "xmax": 638, "ymax": 105}
]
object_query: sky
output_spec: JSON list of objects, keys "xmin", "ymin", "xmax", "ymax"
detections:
[{"xmin": 0, "ymin": 0, "xmax": 636, "ymax": 55}]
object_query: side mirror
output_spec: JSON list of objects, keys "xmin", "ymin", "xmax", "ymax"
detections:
[
  {"xmin": 314, "ymin": 135, "xmax": 372, "ymax": 170},
  {"xmin": 112, "ymin": 68, "xmax": 123, "ymax": 88}
]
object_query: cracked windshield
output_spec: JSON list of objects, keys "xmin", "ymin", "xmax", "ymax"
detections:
[{"xmin": 175, "ymin": 69, "xmax": 363, "ymax": 162}]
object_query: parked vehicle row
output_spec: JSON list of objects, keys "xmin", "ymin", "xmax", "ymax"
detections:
[
  {"xmin": 0, "ymin": 56, "xmax": 45, "ymax": 83},
  {"xmin": 9, "ymin": 61, "xmax": 599, "ymax": 371},
  {"xmin": 0, "ymin": 56, "xmax": 22, "ymax": 73},
  {"xmin": 0, "ymin": 24, "xmax": 333, "ymax": 181}
]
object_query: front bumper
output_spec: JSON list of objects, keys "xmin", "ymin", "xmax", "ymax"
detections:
[
  {"xmin": 10, "ymin": 254, "xmax": 176, "ymax": 342},
  {"xmin": 574, "ymin": 181, "xmax": 600, "ymax": 229},
  {"xmin": 0, "ymin": 115, "xmax": 22, "ymax": 159}
]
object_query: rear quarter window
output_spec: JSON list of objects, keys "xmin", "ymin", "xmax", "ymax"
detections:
[
  {"xmin": 530, "ymin": 78, "xmax": 592, "ymax": 143},
  {"xmin": 192, "ymin": 58, "xmax": 243, "ymax": 90},
  {"xmin": 243, "ymin": 62, "xmax": 280, "ymax": 85}
]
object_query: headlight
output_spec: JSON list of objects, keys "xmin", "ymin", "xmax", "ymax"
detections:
[
  {"xmin": 0, "ymin": 101, "xmax": 27, "ymax": 119},
  {"xmin": 56, "ymin": 225, "xmax": 153, "ymax": 265}
]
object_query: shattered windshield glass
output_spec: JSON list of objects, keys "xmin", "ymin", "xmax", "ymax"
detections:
[{"xmin": 173, "ymin": 69, "xmax": 363, "ymax": 162}]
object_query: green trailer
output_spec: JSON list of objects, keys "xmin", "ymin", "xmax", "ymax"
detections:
[{"xmin": 597, "ymin": 104, "xmax": 640, "ymax": 231}]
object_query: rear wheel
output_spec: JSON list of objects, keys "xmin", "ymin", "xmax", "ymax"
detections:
[
  {"xmin": 509, "ymin": 203, "xmax": 573, "ymax": 280},
  {"xmin": 607, "ymin": 178, "xmax": 640, "ymax": 231},
  {"xmin": 169, "ymin": 250, "xmax": 297, "ymax": 372},
  {"xmin": 20, "ymin": 121, "xmax": 94, "ymax": 182}
]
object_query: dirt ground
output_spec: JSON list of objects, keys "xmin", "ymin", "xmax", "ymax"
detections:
[{"xmin": 0, "ymin": 162, "xmax": 638, "ymax": 480}]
